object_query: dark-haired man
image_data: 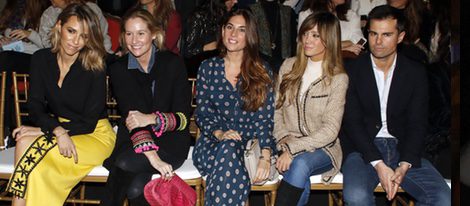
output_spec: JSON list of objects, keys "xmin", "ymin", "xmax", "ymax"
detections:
[{"xmin": 340, "ymin": 5, "xmax": 450, "ymax": 206}]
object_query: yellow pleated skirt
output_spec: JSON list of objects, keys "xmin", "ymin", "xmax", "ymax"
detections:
[{"xmin": 7, "ymin": 118, "xmax": 116, "ymax": 206}]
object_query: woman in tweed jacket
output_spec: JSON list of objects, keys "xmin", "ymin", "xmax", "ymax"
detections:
[{"xmin": 273, "ymin": 12, "xmax": 348, "ymax": 206}]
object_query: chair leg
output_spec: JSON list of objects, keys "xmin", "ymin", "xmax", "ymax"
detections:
[
  {"xmin": 328, "ymin": 191, "xmax": 334, "ymax": 206},
  {"xmin": 80, "ymin": 184, "xmax": 86, "ymax": 206},
  {"xmin": 263, "ymin": 192, "xmax": 269, "ymax": 206},
  {"xmin": 201, "ymin": 182, "xmax": 206, "ymax": 206},
  {"xmin": 269, "ymin": 190, "xmax": 277, "ymax": 206},
  {"xmin": 195, "ymin": 184, "xmax": 201, "ymax": 206}
]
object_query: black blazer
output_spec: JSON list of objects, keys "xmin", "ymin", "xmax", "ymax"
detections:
[
  {"xmin": 104, "ymin": 50, "xmax": 191, "ymax": 168},
  {"xmin": 340, "ymin": 52, "xmax": 428, "ymax": 167}
]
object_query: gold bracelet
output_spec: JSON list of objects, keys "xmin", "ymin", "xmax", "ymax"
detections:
[{"xmin": 54, "ymin": 131, "xmax": 67, "ymax": 137}]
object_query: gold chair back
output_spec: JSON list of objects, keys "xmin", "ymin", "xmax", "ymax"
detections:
[
  {"xmin": 0, "ymin": 71, "xmax": 7, "ymax": 148},
  {"xmin": 12, "ymin": 72, "xmax": 29, "ymax": 128}
]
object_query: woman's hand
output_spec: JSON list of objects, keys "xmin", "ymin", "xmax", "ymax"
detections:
[
  {"xmin": 9, "ymin": 29, "xmax": 31, "ymax": 41},
  {"xmin": 342, "ymin": 43, "xmax": 363, "ymax": 55},
  {"xmin": 56, "ymin": 132, "xmax": 78, "ymax": 164},
  {"xmin": 213, "ymin": 129, "xmax": 242, "ymax": 141},
  {"xmin": 203, "ymin": 41, "xmax": 217, "ymax": 51},
  {"xmin": 125, "ymin": 110, "xmax": 156, "ymax": 131},
  {"xmin": 276, "ymin": 151, "xmax": 293, "ymax": 173},
  {"xmin": 144, "ymin": 151, "xmax": 174, "ymax": 180},
  {"xmin": 253, "ymin": 149, "xmax": 272, "ymax": 184},
  {"xmin": 0, "ymin": 36, "xmax": 12, "ymax": 46},
  {"xmin": 12, "ymin": 126, "xmax": 44, "ymax": 141}
]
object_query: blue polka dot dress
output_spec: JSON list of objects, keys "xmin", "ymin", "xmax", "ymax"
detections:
[{"xmin": 192, "ymin": 57, "xmax": 276, "ymax": 206}]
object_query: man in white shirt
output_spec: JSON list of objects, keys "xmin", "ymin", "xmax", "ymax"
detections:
[{"xmin": 340, "ymin": 5, "xmax": 450, "ymax": 206}]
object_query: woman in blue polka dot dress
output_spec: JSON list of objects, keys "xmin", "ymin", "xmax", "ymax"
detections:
[{"xmin": 192, "ymin": 9, "xmax": 277, "ymax": 206}]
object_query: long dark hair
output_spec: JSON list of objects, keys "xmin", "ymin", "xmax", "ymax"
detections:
[
  {"xmin": 218, "ymin": 9, "xmax": 272, "ymax": 112},
  {"xmin": 398, "ymin": 0, "xmax": 426, "ymax": 43},
  {"xmin": 134, "ymin": 0, "xmax": 174, "ymax": 31},
  {"xmin": 0, "ymin": 0, "xmax": 50, "ymax": 32},
  {"xmin": 301, "ymin": 0, "xmax": 350, "ymax": 21}
]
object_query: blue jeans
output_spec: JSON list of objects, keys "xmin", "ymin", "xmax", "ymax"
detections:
[
  {"xmin": 282, "ymin": 149, "xmax": 333, "ymax": 206},
  {"xmin": 342, "ymin": 138, "xmax": 451, "ymax": 206}
]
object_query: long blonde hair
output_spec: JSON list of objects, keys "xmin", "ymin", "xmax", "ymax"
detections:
[
  {"xmin": 276, "ymin": 12, "xmax": 344, "ymax": 109},
  {"xmin": 50, "ymin": 3, "xmax": 106, "ymax": 72}
]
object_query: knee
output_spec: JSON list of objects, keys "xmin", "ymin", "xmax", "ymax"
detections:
[
  {"xmin": 126, "ymin": 185, "xmax": 143, "ymax": 200},
  {"xmin": 343, "ymin": 186, "xmax": 373, "ymax": 205},
  {"xmin": 288, "ymin": 157, "xmax": 311, "ymax": 176},
  {"xmin": 115, "ymin": 158, "xmax": 135, "ymax": 172},
  {"xmin": 423, "ymin": 185, "xmax": 451, "ymax": 206},
  {"xmin": 433, "ymin": 189, "xmax": 451, "ymax": 206},
  {"xmin": 15, "ymin": 135, "xmax": 36, "ymax": 150}
]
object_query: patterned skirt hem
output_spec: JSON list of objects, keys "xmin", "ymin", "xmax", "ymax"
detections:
[{"xmin": 6, "ymin": 135, "xmax": 57, "ymax": 198}]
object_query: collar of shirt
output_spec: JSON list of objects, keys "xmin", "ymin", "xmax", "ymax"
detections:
[
  {"xmin": 127, "ymin": 44, "xmax": 157, "ymax": 73},
  {"xmin": 370, "ymin": 53, "xmax": 397, "ymax": 78}
]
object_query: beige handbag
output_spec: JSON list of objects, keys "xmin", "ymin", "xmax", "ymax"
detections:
[{"xmin": 244, "ymin": 139, "xmax": 279, "ymax": 185}]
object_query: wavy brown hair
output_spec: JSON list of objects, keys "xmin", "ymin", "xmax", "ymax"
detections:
[
  {"xmin": 276, "ymin": 12, "xmax": 344, "ymax": 109},
  {"xmin": 218, "ymin": 9, "xmax": 272, "ymax": 112},
  {"xmin": 0, "ymin": 0, "xmax": 50, "ymax": 32},
  {"xmin": 301, "ymin": 0, "xmax": 350, "ymax": 21},
  {"xmin": 135, "ymin": 0, "xmax": 174, "ymax": 31},
  {"xmin": 120, "ymin": 8, "xmax": 165, "ymax": 52},
  {"xmin": 50, "ymin": 3, "xmax": 106, "ymax": 72}
]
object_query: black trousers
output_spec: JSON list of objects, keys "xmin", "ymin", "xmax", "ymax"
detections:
[{"xmin": 100, "ymin": 143, "xmax": 185, "ymax": 206}]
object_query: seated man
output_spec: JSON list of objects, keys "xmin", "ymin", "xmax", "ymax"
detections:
[{"xmin": 340, "ymin": 5, "xmax": 451, "ymax": 206}]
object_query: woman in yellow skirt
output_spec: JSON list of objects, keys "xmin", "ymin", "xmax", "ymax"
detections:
[{"xmin": 6, "ymin": 3, "xmax": 116, "ymax": 206}]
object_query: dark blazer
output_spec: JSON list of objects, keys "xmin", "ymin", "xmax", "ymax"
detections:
[
  {"xmin": 340, "ymin": 52, "xmax": 428, "ymax": 167},
  {"xmin": 104, "ymin": 50, "xmax": 191, "ymax": 168}
]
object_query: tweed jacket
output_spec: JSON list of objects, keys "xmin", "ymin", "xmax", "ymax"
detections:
[{"xmin": 274, "ymin": 57, "xmax": 348, "ymax": 183}]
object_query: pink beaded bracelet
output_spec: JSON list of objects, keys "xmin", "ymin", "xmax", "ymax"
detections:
[{"xmin": 153, "ymin": 111, "xmax": 165, "ymax": 137}]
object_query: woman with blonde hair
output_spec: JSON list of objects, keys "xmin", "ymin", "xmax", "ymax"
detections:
[
  {"xmin": 6, "ymin": 3, "xmax": 115, "ymax": 206},
  {"xmin": 101, "ymin": 8, "xmax": 191, "ymax": 205},
  {"xmin": 274, "ymin": 12, "xmax": 348, "ymax": 206}
]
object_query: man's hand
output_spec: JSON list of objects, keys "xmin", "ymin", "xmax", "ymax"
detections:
[
  {"xmin": 374, "ymin": 161, "xmax": 396, "ymax": 200},
  {"xmin": 389, "ymin": 163, "xmax": 410, "ymax": 199}
]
